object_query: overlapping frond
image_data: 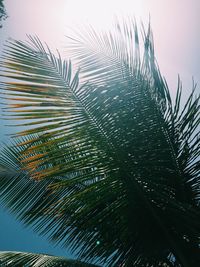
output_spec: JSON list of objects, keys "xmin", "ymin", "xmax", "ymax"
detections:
[
  {"xmin": 0, "ymin": 251, "xmax": 98, "ymax": 266},
  {"xmin": 0, "ymin": 21, "xmax": 199, "ymax": 267},
  {"xmin": 65, "ymin": 21, "xmax": 200, "ymax": 265},
  {"xmin": 0, "ymin": 137, "xmax": 125, "ymax": 266}
]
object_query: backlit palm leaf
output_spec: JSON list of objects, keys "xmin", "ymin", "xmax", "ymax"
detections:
[
  {"xmin": 0, "ymin": 251, "xmax": 98, "ymax": 266},
  {"xmin": 0, "ymin": 21, "xmax": 199, "ymax": 266}
]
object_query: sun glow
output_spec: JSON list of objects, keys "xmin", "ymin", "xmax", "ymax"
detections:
[
  {"xmin": 3, "ymin": 0, "xmax": 200, "ymax": 91},
  {"xmin": 4, "ymin": 0, "xmax": 148, "ymax": 50},
  {"xmin": 61, "ymin": 0, "xmax": 146, "ymax": 27}
]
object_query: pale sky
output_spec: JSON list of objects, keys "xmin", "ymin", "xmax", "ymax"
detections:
[
  {"xmin": 1, "ymin": 0, "xmax": 200, "ymax": 92},
  {"xmin": 0, "ymin": 0, "xmax": 199, "ymax": 260}
]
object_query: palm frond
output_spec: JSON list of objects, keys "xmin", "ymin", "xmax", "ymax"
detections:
[
  {"xmin": 0, "ymin": 251, "xmax": 98, "ymax": 266},
  {"xmin": 0, "ymin": 21, "xmax": 200, "ymax": 266}
]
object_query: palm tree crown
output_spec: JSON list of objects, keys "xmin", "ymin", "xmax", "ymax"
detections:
[{"xmin": 0, "ymin": 21, "xmax": 199, "ymax": 267}]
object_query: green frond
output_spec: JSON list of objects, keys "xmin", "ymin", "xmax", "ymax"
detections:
[
  {"xmin": 0, "ymin": 251, "xmax": 99, "ymax": 266},
  {"xmin": 0, "ymin": 21, "xmax": 200, "ymax": 266}
]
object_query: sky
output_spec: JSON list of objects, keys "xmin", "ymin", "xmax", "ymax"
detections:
[{"xmin": 0, "ymin": 0, "xmax": 199, "ymax": 261}]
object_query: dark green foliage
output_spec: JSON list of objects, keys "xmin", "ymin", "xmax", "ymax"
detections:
[
  {"xmin": 0, "ymin": 0, "xmax": 7, "ymax": 28},
  {"xmin": 0, "ymin": 21, "xmax": 199, "ymax": 266}
]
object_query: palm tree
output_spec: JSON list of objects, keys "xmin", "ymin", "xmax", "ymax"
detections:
[{"xmin": 0, "ymin": 21, "xmax": 199, "ymax": 267}]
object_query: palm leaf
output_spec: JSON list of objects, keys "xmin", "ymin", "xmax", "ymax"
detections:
[
  {"xmin": 0, "ymin": 21, "xmax": 200, "ymax": 266},
  {"xmin": 0, "ymin": 251, "xmax": 98, "ymax": 266}
]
